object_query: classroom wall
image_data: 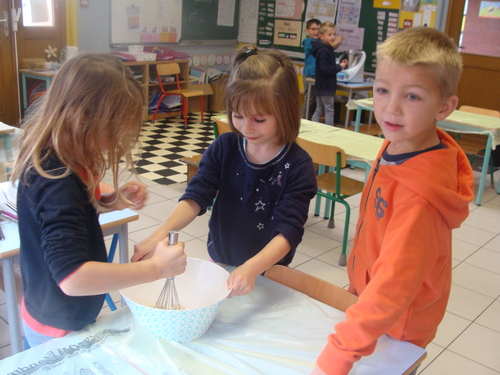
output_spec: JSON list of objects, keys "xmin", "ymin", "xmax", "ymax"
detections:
[{"xmin": 76, "ymin": 0, "xmax": 237, "ymax": 72}]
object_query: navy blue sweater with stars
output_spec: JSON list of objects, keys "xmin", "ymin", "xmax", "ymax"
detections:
[{"xmin": 181, "ymin": 132, "xmax": 318, "ymax": 267}]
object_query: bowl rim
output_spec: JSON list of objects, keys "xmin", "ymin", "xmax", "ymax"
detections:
[{"xmin": 120, "ymin": 257, "xmax": 231, "ymax": 311}]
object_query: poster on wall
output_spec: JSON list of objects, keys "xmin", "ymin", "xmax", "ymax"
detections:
[
  {"xmin": 479, "ymin": 1, "xmax": 500, "ymax": 18},
  {"xmin": 305, "ymin": 0, "xmax": 338, "ymax": 23},
  {"xmin": 111, "ymin": 0, "xmax": 182, "ymax": 45},
  {"xmin": 257, "ymin": 0, "xmax": 276, "ymax": 47},
  {"xmin": 275, "ymin": 0, "xmax": 304, "ymax": 20},
  {"xmin": 273, "ymin": 19, "xmax": 303, "ymax": 47},
  {"xmin": 336, "ymin": 0, "xmax": 361, "ymax": 26}
]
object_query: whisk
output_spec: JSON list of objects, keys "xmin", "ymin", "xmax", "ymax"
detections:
[{"xmin": 155, "ymin": 230, "xmax": 181, "ymax": 310}]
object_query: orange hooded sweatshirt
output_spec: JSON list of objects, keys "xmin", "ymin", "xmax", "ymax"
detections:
[{"xmin": 317, "ymin": 128, "xmax": 475, "ymax": 374}]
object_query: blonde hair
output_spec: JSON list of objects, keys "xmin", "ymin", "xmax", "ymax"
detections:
[
  {"xmin": 11, "ymin": 52, "xmax": 145, "ymax": 210},
  {"xmin": 225, "ymin": 46, "xmax": 301, "ymax": 144},
  {"xmin": 319, "ymin": 21, "xmax": 335, "ymax": 35},
  {"xmin": 376, "ymin": 27, "xmax": 462, "ymax": 98}
]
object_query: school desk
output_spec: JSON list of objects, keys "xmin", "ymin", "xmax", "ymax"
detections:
[
  {"xmin": 0, "ymin": 266, "xmax": 426, "ymax": 375},
  {"xmin": 19, "ymin": 69, "xmax": 57, "ymax": 113},
  {"xmin": 304, "ymin": 77, "xmax": 374, "ymax": 127},
  {"xmin": 0, "ymin": 182, "xmax": 139, "ymax": 355},
  {"xmin": 352, "ymin": 98, "xmax": 500, "ymax": 205}
]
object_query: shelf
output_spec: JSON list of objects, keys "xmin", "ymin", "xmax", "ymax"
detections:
[{"xmin": 124, "ymin": 59, "xmax": 190, "ymax": 121}]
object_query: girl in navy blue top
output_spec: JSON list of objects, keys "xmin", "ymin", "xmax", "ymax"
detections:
[
  {"xmin": 11, "ymin": 52, "xmax": 187, "ymax": 347},
  {"xmin": 134, "ymin": 46, "xmax": 317, "ymax": 297}
]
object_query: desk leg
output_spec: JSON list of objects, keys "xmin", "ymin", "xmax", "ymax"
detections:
[
  {"xmin": 305, "ymin": 82, "xmax": 312, "ymax": 120},
  {"xmin": 118, "ymin": 223, "xmax": 129, "ymax": 308},
  {"xmin": 344, "ymin": 90, "xmax": 353, "ymax": 128},
  {"xmin": 2, "ymin": 257, "xmax": 23, "ymax": 354},
  {"xmin": 354, "ymin": 107, "xmax": 363, "ymax": 132},
  {"xmin": 22, "ymin": 75, "xmax": 28, "ymax": 114},
  {"xmin": 476, "ymin": 136, "xmax": 493, "ymax": 205}
]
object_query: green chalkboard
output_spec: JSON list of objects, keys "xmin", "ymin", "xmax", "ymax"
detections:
[
  {"xmin": 358, "ymin": 3, "xmax": 400, "ymax": 72},
  {"xmin": 181, "ymin": 0, "xmax": 240, "ymax": 41}
]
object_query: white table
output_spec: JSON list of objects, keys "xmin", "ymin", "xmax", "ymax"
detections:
[
  {"xmin": 0, "ymin": 273, "xmax": 426, "ymax": 374},
  {"xmin": 0, "ymin": 182, "xmax": 139, "ymax": 355},
  {"xmin": 352, "ymin": 98, "xmax": 500, "ymax": 205},
  {"xmin": 213, "ymin": 116, "xmax": 384, "ymax": 175},
  {"xmin": 305, "ymin": 78, "xmax": 374, "ymax": 127}
]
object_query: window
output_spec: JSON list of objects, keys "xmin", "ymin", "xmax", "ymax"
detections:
[{"xmin": 22, "ymin": 0, "xmax": 54, "ymax": 27}]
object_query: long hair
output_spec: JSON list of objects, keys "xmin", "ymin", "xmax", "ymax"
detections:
[
  {"xmin": 11, "ymin": 52, "xmax": 145, "ymax": 210},
  {"xmin": 225, "ymin": 46, "xmax": 301, "ymax": 145}
]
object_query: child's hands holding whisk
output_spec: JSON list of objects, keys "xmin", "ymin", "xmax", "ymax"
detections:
[{"xmin": 151, "ymin": 237, "xmax": 187, "ymax": 279}]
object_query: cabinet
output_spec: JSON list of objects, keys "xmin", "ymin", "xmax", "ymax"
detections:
[{"xmin": 124, "ymin": 59, "xmax": 190, "ymax": 121}]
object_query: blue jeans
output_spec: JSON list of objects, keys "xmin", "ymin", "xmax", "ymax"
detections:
[
  {"xmin": 23, "ymin": 319, "xmax": 57, "ymax": 349},
  {"xmin": 312, "ymin": 95, "xmax": 335, "ymax": 126}
]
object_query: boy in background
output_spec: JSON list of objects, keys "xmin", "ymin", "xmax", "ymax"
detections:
[
  {"xmin": 311, "ymin": 22, "xmax": 347, "ymax": 126},
  {"xmin": 301, "ymin": 18, "xmax": 321, "ymax": 119},
  {"xmin": 311, "ymin": 27, "xmax": 474, "ymax": 375}
]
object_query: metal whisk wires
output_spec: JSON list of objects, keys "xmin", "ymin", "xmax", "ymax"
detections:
[{"xmin": 155, "ymin": 230, "xmax": 181, "ymax": 310}]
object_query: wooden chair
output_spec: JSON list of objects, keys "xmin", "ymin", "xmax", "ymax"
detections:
[
  {"xmin": 452, "ymin": 105, "xmax": 500, "ymax": 186},
  {"xmin": 264, "ymin": 265, "xmax": 358, "ymax": 311},
  {"xmin": 296, "ymin": 137, "xmax": 365, "ymax": 266},
  {"xmin": 212, "ymin": 118, "xmax": 232, "ymax": 139},
  {"xmin": 152, "ymin": 63, "xmax": 206, "ymax": 126}
]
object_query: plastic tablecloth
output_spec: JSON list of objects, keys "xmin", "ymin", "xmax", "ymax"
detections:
[{"xmin": 1, "ymin": 276, "xmax": 425, "ymax": 375}]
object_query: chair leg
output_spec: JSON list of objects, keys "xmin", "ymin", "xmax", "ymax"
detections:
[
  {"xmin": 324, "ymin": 196, "xmax": 331, "ymax": 220},
  {"xmin": 314, "ymin": 195, "xmax": 321, "ymax": 216},
  {"xmin": 105, "ymin": 234, "xmax": 119, "ymax": 311},
  {"xmin": 328, "ymin": 199, "xmax": 336, "ymax": 228},
  {"xmin": 339, "ymin": 201, "xmax": 351, "ymax": 267},
  {"xmin": 182, "ymin": 97, "xmax": 188, "ymax": 126},
  {"xmin": 152, "ymin": 94, "xmax": 166, "ymax": 121},
  {"xmin": 199, "ymin": 96, "xmax": 204, "ymax": 123}
]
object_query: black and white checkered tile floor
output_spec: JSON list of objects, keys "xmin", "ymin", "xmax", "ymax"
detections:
[{"xmin": 134, "ymin": 111, "xmax": 225, "ymax": 185}]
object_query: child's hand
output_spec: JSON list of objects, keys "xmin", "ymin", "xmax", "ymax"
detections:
[
  {"xmin": 151, "ymin": 237, "xmax": 187, "ymax": 279},
  {"xmin": 119, "ymin": 181, "xmax": 148, "ymax": 210},
  {"xmin": 340, "ymin": 59, "xmax": 348, "ymax": 70},
  {"xmin": 132, "ymin": 234, "xmax": 160, "ymax": 262},
  {"xmin": 227, "ymin": 265, "xmax": 258, "ymax": 297}
]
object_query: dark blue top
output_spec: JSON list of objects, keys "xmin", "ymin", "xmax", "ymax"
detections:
[
  {"xmin": 181, "ymin": 132, "xmax": 317, "ymax": 267},
  {"xmin": 18, "ymin": 157, "xmax": 107, "ymax": 331},
  {"xmin": 312, "ymin": 40, "xmax": 343, "ymax": 96},
  {"xmin": 302, "ymin": 37, "xmax": 317, "ymax": 77}
]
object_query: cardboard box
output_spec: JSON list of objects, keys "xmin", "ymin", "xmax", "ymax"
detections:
[{"xmin": 209, "ymin": 73, "xmax": 229, "ymax": 111}]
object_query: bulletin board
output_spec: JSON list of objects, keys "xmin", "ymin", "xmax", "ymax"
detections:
[
  {"xmin": 253, "ymin": 0, "xmax": 439, "ymax": 71},
  {"xmin": 110, "ymin": 0, "xmax": 240, "ymax": 46}
]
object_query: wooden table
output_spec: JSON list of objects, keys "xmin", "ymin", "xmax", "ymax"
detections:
[
  {"xmin": 352, "ymin": 98, "xmax": 500, "ymax": 205},
  {"xmin": 0, "ymin": 182, "xmax": 139, "ymax": 355},
  {"xmin": 0, "ymin": 266, "xmax": 426, "ymax": 374},
  {"xmin": 305, "ymin": 77, "xmax": 374, "ymax": 127}
]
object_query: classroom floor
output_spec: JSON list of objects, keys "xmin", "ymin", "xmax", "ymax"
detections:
[{"xmin": 1, "ymin": 113, "xmax": 500, "ymax": 374}]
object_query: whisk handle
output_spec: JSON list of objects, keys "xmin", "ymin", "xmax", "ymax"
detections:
[{"xmin": 169, "ymin": 230, "xmax": 179, "ymax": 246}]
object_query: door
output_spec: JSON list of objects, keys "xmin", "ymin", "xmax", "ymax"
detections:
[
  {"xmin": 0, "ymin": 0, "xmax": 66, "ymax": 126},
  {"xmin": 0, "ymin": 0, "xmax": 19, "ymax": 125},
  {"xmin": 445, "ymin": 0, "xmax": 500, "ymax": 111}
]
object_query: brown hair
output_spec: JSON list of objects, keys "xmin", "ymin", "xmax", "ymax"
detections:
[
  {"xmin": 376, "ymin": 27, "xmax": 462, "ymax": 98},
  {"xmin": 11, "ymin": 52, "xmax": 145, "ymax": 210},
  {"xmin": 225, "ymin": 45, "xmax": 301, "ymax": 144}
]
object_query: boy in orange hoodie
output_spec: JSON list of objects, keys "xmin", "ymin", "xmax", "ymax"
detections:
[{"xmin": 312, "ymin": 27, "xmax": 475, "ymax": 375}]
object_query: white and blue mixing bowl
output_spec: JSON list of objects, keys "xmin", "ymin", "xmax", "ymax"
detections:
[{"xmin": 120, "ymin": 257, "xmax": 230, "ymax": 343}]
